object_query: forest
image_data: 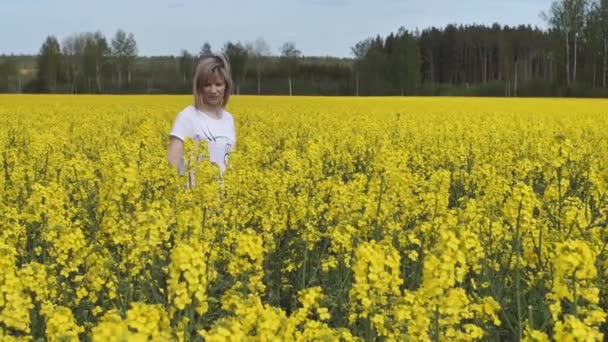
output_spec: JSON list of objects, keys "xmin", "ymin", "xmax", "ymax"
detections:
[{"xmin": 1, "ymin": 0, "xmax": 607, "ymax": 97}]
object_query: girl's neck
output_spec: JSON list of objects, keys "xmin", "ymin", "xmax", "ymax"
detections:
[{"xmin": 199, "ymin": 104, "xmax": 223, "ymax": 119}]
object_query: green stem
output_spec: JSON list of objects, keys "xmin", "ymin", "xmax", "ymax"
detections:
[
  {"xmin": 515, "ymin": 201, "xmax": 523, "ymax": 341},
  {"xmin": 301, "ymin": 247, "xmax": 307, "ymax": 289},
  {"xmin": 528, "ymin": 305, "xmax": 534, "ymax": 330},
  {"xmin": 432, "ymin": 305, "xmax": 440, "ymax": 342},
  {"xmin": 572, "ymin": 273, "xmax": 578, "ymax": 318}
]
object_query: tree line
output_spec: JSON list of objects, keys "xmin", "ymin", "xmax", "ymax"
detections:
[
  {"xmin": 1, "ymin": 0, "xmax": 607, "ymax": 97},
  {"xmin": 352, "ymin": 0, "xmax": 608, "ymax": 96}
]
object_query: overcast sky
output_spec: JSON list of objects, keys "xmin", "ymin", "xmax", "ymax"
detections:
[{"xmin": 2, "ymin": 0, "xmax": 553, "ymax": 58}]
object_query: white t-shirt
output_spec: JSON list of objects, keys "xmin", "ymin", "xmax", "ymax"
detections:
[{"xmin": 170, "ymin": 105, "xmax": 236, "ymax": 173}]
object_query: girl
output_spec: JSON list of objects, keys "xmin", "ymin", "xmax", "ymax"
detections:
[{"xmin": 167, "ymin": 54, "xmax": 236, "ymax": 176}]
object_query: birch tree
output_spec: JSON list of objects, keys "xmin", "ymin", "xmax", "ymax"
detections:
[
  {"xmin": 111, "ymin": 29, "xmax": 138, "ymax": 90},
  {"xmin": 279, "ymin": 42, "xmax": 301, "ymax": 96},
  {"xmin": 542, "ymin": 0, "xmax": 589, "ymax": 86}
]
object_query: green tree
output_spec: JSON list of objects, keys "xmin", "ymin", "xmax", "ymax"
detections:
[
  {"xmin": 36, "ymin": 35, "xmax": 63, "ymax": 92},
  {"xmin": 178, "ymin": 50, "xmax": 195, "ymax": 89},
  {"xmin": 62, "ymin": 33, "xmax": 87, "ymax": 93},
  {"xmin": 351, "ymin": 38, "xmax": 373, "ymax": 95},
  {"xmin": 111, "ymin": 29, "xmax": 138, "ymax": 91},
  {"xmin": 248, "ymin": 37, "xmax": 271, "ymax": 94},
  {"xmin": 223, "ymin": 42, "xmax": 248, "ymax": 94},
  {"xmin": 199, "ymin": 42, "xmax": 213, "ymax": 59},
  {"xmin": 388, "ymin": 28, "xmax": 421, "ymax": 95},
  {"xmin": 83, "ymin": 32, "xmax": 110, "ymax": 93},
  {"xmin": 0, "ymin": 59, "xmax": 18, "ymax": 92},
  {"xmin": 584, "ymin": 1, "xmax": 604, "ymax": 87},
  {"xmin": 597, "ymin": 0, "xmax": 608, "ymax": 87}
]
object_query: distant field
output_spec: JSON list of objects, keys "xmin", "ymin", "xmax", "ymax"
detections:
[{"xmin": 1, "ymin": 95, "xmax": 607, "ymax": 341}]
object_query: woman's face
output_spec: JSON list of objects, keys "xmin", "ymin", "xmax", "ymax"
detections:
[{"xmin": 202, "ymin": 73, "xmax": 226, "ymax": 107}]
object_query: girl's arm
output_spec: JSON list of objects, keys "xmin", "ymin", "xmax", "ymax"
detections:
[{"xmin": 167, "ymin": 136, "xmax": 184, "ymax": 167}]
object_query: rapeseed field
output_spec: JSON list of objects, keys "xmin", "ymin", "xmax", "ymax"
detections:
[{"xmin": 1, "ymin": 95, "xmax": 607, "ymax": 341}]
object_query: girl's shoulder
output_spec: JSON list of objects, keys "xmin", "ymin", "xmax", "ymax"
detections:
[
  {"xmin": 174, "ymin": 105, "xmax": 203, "ymax": 125},
  {"xmin": 222, "ymin": 110, "xmax": 235, "ymax": 122},
  {"xmin": 178, "ymin": 105, "xmax": 197, "ymax": 118}
]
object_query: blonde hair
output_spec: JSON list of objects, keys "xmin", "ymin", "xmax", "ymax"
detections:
[{"xmin": 193, "ymin": 54, "xmax": 233, "ymax": 110}]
